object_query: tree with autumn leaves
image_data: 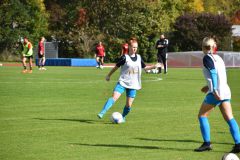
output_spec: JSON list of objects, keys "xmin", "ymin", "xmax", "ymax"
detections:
[{"xmin": 0, "ymin": 0, "xmax": 239, "ymax": 61}]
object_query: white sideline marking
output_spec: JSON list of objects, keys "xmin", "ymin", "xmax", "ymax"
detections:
[{"xmin": 0, "ymin": 78, "xmax": 162, "ymax": 84}]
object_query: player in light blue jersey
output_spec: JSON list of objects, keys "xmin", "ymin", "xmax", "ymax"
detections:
[
  {"xmin": 97, "ymin": 38, "xmax": 160, "ymax": 122},
  {"xmin": 194, "ymin": 37, "xmax": 240, "ymax": 153}
]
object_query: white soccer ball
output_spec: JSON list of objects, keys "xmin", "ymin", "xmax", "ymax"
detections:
[
  {"xmin": 110, "ymin": 112, "xmax": 124, "ymax": 124},
  {"xmin": 152, "ymin": 68, "xmax": 158, "ymax": 74},
  {"xmin": 222, "ymin": 153, "xmax": 239, "ymax": 160}
]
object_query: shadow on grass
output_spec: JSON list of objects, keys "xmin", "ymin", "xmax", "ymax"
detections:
[
  {"xmin": 135, "ymin": 137, "xmax": 233, "ymax": 146},
  {"xmin": 33, "ymin": 118, "xmax": 98, "ymax": 124},
  {"xmin": 70, "ymin": 143, "xmax": 225, "ymax": 152}
]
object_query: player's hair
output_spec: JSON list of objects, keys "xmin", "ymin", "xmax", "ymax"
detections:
[
  {"xmin": 202, "ymin": 37, "xmax": 215, "ymax": 54},
  {"xmin": 129, "ymin": 37, "xmax": 138, "ymax": 45}
]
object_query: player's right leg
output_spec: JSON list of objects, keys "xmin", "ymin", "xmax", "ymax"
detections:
[
  {"xmin": 97, "ymin": 83, "xmax": 124, "ymax": 119},
  {"xmin": 38, "ymin": 57, "xmax": 42, "ymax": 70},
  {"xmin": 157, "ymin": 54, "xmax": 163, "ymax": 74},
  {"xmin": 96, "ymin": 57, "xmax": 100, "ymax": 68},
  {"xmin": 194, "ymin": 95, "xmax": 215, "ymax": 152},
  {"xmin": 22, "ymin": 57, "xmax": 27, "ymax": 73}
]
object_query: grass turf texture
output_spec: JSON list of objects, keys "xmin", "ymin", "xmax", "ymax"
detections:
[{"xmin": 0, "ymin": 66, "xmax": 239, "ymax": 160}]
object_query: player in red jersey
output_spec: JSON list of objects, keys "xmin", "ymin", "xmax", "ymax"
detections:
[
  {"xmin": 95, "ymin": 41, "xmax": 105, "ymax": 69},
  {"xmin": 121, "ymin": 40, "xmax": 129, "ymax": 56},
  {"xmin": 38, "ymin": 37, "xmax": 46, "ymax": 70}
]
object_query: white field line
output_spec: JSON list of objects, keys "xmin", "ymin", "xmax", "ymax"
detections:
[{"xmin": 0, "ymin": 78, "xmax": 162, "ymax": 84}]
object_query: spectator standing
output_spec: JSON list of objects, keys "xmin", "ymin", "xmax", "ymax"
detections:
[
  {"xmin": 95, "ymin": 41, "xmax": 105, "ymax": 69},
  {"xmin": 38, "ymin": 37, "xmax": 47, "ymax": 70},
  {"xmin": 155, "ymin": 34, "xmax": 169, "ymax": 74}
]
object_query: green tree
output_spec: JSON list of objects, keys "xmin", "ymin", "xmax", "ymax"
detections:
[
  {"xmin": 203, "ymin": 0, "xmax": 240, "ymax": 16},
  {"xmin": 170, "ymin": 13, "xmax": 232, "ymax": 51},
  {"xmin": 0, "ymin": 0, "xmax": 48, "ymax": 60}
]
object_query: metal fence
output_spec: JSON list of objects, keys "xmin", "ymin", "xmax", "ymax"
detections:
[
  {"xmin": 167, "ymin": 51, "xmax": 240, "ymax": 68},
  {"xmin": 34, "ymin": 42, "xmax": 58, "ymax": 59}
]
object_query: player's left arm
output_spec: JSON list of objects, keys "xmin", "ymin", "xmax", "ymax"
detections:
[{"xmin": 142, "ymin": 60, "xmax": 161, "ymax": 71}]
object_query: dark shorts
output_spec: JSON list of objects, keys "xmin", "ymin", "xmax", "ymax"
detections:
[
  {"xmin": 157, "ymin": 53, "xmax": 166, "ymax": 63},
  {"xmin": 23, "ymin": 55, "xmax": 33, "ymax": 59},
  {"xmin": 97, "ymin": 56, "xmax": 104, "ymax": 59},
  {"xmin": 38, "ymin": 54, "xmax": 45, "ymax": 58}
]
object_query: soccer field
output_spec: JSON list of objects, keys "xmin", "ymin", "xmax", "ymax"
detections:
[{"xmin": 0, "ymin": 66, "xmax": 239, "ymax": 160}]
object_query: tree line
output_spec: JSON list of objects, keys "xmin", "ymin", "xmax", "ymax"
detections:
[{"xmin": 0, "ymin": 0, "xmax": 239, "ymax": 62}]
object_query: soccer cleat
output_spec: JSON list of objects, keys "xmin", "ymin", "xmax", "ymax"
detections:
[
  {"xmin": 97, "ymin": 113, "xmax": 103, "ymax": 119},
  {"xmin": 122, "ymin": 117, "xmax": 126, "ymax": 123},
  {"xmin": 194, "ymin": 142, "xmax": 212, "ymax": 152},
  {"xmin": 230, "ymin": 144, "xmax": 240, "ymax": 153},
  {"xmin": 28, "ymin": 70, "xmax": 33, "ymax": 74},
  {"xmin": 22, "ymin": 69, "xmax": 27, "ymax": 73},
  {"xmin": 39, "ymin": 68, "xmax": 42, "ymax": 70},
  {"xmin": 100, "ymin": 65, "xmax": 103, "ymax": 69},
  {"xmin": 42, "ymin": 67, "xmax": 47, "ymax": 70}
]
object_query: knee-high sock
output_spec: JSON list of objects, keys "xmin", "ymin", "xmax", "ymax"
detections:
[
  {"xmin": 122, "ymin": 106, "xmax": 131, "ymax": 118},
  {"xmin": 199, "ymin": 117, "xmax": 211, "ymax": 142},
  {"xmin": 228, "ymin": 118, "xmax": 240, "ymax": 144},
  {"xmin": 99, "ymin": 98, "xmax": 115, "ymax": 115}
]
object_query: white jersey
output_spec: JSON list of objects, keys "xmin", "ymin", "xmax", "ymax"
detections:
[
  {"xmin": 202, "ymin": 54, "xmax": 231, "ymax": 100},
  {"xmin": 118, "ymin": 54, "xmax": 142, "ymax": 90}
]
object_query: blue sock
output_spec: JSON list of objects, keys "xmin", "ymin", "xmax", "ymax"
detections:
[
  {"xmin": 199, "ymin": 117, "xmax": 211, "ymax": 143},
  {"xmin": 227, "ymin": 118, "xmax": 240, "ymax": 144},
  {"xmin": 99, "ymin": 98, "xmax": 115, "ymax": 115},
  {"xmin": 122, "ymin": 106, "xmax": 131, "ymax": 118}
]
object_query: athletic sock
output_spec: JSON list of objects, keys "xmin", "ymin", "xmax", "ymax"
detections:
[
  {"xmin": 199, "ymin": 117, "xmax": 211, "ymax": 143},
  {"xmin": 228, "ymin": 118, "xmax": 240, "ymax": 144},
  {"xmin": 23, "ymin": 66, "xmax": 27, "ymax": 70},
  {"xmin": 122, "ymin": 106, "xmax": 131, "ymax": 118},
  {"xmin": 30, "ymin": 66, "xmax": 32, "ymax": 70},
  {"xmin": 99, "ymin": 98, "xmax": 115, "ymax": 115}
]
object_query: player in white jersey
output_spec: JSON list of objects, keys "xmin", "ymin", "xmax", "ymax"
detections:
[
  {"xmin": 194, "ymin": 37, "xmax": 240, "ymax": 153},
  {"xmin": 97, "ymin": 38, "xmax": 160, "ymax": 122}
]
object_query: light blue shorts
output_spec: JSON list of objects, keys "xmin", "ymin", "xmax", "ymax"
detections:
[
  {"xmin": 114, "ymin": 83, "xmax": 136, "ymax": 98},
  {"xmin": 204, "ymin": 93, "xmax": 230, "ymax": 106}
]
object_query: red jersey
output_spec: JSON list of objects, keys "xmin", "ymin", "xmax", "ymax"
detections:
[
  {"xmin": 96, "ymin": 44, "xmax": 105, "ymax": 56},
  {"xmin": 38, "ymin": 41, "xmax": 44, "ymax": 55},
  {"xmin": 122, "ymin": 43, "xmax": 128, "ymax": 55}
]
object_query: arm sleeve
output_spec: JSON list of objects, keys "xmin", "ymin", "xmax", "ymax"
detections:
[
  {"xmin": 116, "ymin": 55, "xmax": 126, "ymax": 67},
  {"xmin": 141, "ymin": 59, "xmax": 146, "ymax": 68},
  {"xmin": 155, "ymin": 40, "xmax": 159, "ymax": 49},
  {"xmin": 203, "ymin": 56, "xmax": 218, "ymax": 90}
]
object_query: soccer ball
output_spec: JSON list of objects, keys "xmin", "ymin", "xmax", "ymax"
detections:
[
  {"xmin": 222, "ymin": 153, "xmax": 239, "ymax": 160},
  {"xmin": 110, "ymin": 112, "xmax": 124, "ymax": 124}
]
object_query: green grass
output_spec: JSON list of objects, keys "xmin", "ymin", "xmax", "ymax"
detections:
[{"xmin": 0, "ymin": 66, "xmax": 239, "ymax": 160}]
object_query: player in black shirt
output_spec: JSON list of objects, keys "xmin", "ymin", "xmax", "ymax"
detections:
[{"xmin": 155, "ymin": 34, "xmax": 168, "ymax": 74}]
